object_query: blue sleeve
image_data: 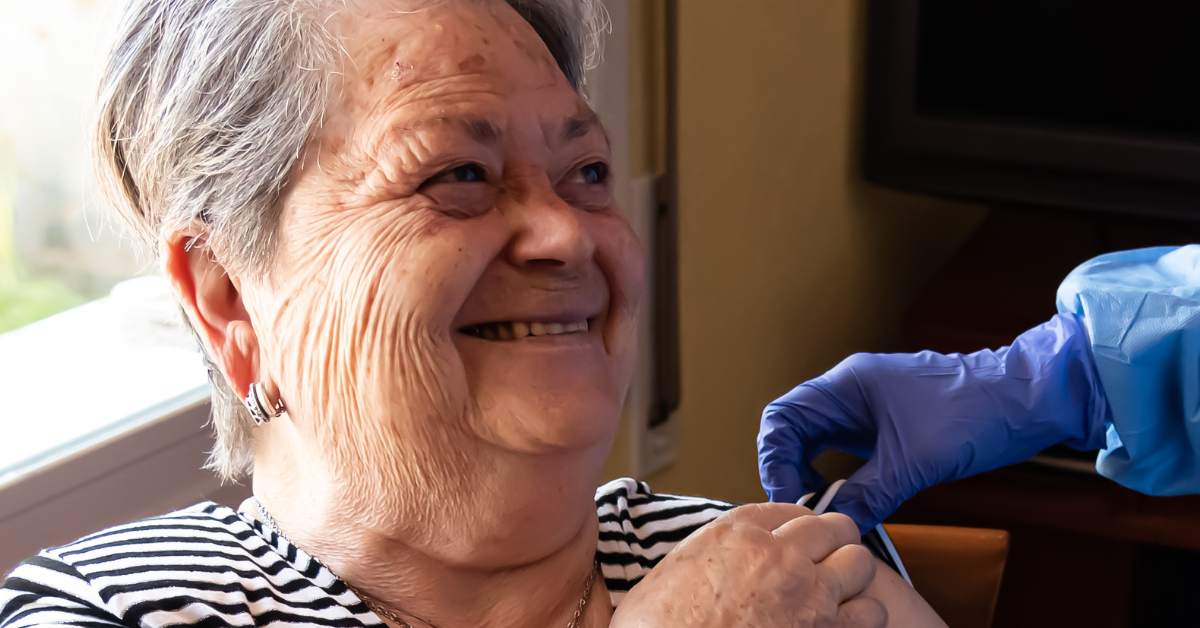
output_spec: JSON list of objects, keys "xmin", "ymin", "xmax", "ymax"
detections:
[{"xmin": 1057, "ymin": 245, "xmax": 1200, "ymax": 495}]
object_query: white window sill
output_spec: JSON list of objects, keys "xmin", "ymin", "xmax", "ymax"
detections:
[{"xmin": 0, "ymin": 276, "xmax": 208, "ymax": 484}]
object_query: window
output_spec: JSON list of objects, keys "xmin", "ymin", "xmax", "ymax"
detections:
[
  {"xmin": 0, "ymin": 0, "xmax": 215, "ymax": 546},
  {"xmin": 0, "ymin": 0, "xmax": 140, "ymax": 335}
]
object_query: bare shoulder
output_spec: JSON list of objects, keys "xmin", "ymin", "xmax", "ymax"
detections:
[{"xmin": 865, "ymin": 558, "xmax": 948, "ymax": 628}]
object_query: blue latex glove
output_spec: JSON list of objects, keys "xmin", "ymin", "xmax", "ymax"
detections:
[
  {"xmin": 758, "ymin": 313, "xmax": 1110, "ymax": 532},
  {"xmin": 1057, "ymin": 245, "xmax": 1200, "ymax": 496}
]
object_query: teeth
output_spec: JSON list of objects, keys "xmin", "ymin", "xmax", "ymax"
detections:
[{"xmin": 464, "ymin": 319, "xmax": 590, "ymax": 341}]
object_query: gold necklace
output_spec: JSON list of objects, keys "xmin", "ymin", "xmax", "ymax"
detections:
[
  {"xmin": 346, "ymin": 562, "xmax": 598, "ymax": 628},
  {"xmin": 254, "ymin": 500, "xmax": 600, "ymax": 628}
]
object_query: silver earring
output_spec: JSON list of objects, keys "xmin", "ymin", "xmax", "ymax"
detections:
[{"xmin": 245, "ymin": 382, "xmax": 286, "ymax": 426}]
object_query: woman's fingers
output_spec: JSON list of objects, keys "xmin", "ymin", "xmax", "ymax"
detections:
[
  {"xmin": 724, "ymin": 502, "xmax": 816, "ymax": 531},
  {"xmin": 773, "ymin": 511, "xmax": 862, "ymax": 562},
  {"xmin": 817, "ymin": 544, "xmax": 878, "ymax": 602},
  {"xmin": 611, "ymin": 501, "xmax": 933, "ymax": 628},
  {"xmin": 836, "ymin": 597, "xmax": 889, "ymax": 628}
]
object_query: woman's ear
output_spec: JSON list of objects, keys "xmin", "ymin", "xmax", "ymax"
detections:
[{"xmin": 161, "ymin": 228, "xmax": 260, "ymax": 400}]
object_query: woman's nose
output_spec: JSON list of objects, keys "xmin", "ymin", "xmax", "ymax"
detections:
[{"xmin": 504, "ymin": 186, "xmax": 595, "ymax": 272}]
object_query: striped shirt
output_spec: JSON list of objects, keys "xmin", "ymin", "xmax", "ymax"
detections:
[{"xmin": 0, "ymin": 478, "xmax": 902, "ymax": 627}]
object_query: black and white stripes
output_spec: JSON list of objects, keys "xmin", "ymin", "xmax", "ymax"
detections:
[
  {"xmin": 2, "ymin": 504, "xmax": 376, "ymax": 628},
  {"xmin": 595, "ymin": 478, "xmax": 736, "ymax": 605},
  {"xmin": 1, "ymin": 478, "xmax": 904, "ymax": 628}
]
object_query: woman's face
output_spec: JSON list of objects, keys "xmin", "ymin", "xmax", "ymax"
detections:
[{"xmin": 249, "ymin": 0, "xmax": 643, "ymax": 531}]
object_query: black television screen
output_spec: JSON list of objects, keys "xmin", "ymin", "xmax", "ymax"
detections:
[{"xmin": 862, "ymin": 0, "xmax": 1200, "ymax": 220}]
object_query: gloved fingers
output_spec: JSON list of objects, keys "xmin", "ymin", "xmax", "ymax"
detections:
[
  {"xmin": 768, "ymin": 380, "xmax": 882, "ymax": 455},
  {"xmin": 760, "ymin": 452, "xmax": 828, "ymax": 503},
  {"xmin": 758, "ymin": 409, "xmax": 830, "ymax": 503},
  {"xmin": 825, "ymin": 455, "xmax": 911, "ymax": 534},
  {"xmin": 835, "ymin": 597, "xmax": 888, "ymax": 628},
  {"xmin": 759, "ymin": 455, "xmax": 808, "ymax": 504}
]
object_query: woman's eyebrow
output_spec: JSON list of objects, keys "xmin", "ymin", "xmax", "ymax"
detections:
[
  {"xmin": 460, "ymin": 116, "xmax": 503, "ymax": 145},
  {"xmin": 387, "ymin": 114, "xmax": 503, "ymax": 148},
  {"xmin": 560, "ymin": 113, "xmax": 600, "ymax": 142}
]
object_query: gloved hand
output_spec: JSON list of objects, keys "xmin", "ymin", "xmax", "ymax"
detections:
[{"xmin": 758, "ymin": 312, "xmax": 1110, "ymax": 533}]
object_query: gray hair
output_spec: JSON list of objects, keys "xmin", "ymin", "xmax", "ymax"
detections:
[{"xmin": 91, "ymin": 0, "xmax": 607, "ymax": 482}]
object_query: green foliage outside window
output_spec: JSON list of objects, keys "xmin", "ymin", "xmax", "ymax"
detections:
[{"xmin": 0, "ymin": 180, "xmax": 86, "ymax": 335}]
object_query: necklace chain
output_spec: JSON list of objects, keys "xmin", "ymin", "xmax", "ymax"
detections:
[{"xmin": 253, "ymin": 500, "xmax": 598, "ymax": 628}]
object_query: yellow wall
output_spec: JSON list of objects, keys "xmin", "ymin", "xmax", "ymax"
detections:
[{"xmin": 644, "ymin": 0, "xmax": 986, "ymax": 503}]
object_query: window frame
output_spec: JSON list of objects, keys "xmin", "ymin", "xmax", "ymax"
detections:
[{"xmin": 0, "ymin": 389, "xmax": 252, "ymax": 574}]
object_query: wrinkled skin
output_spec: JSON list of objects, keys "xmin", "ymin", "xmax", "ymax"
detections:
[
  {"xmin": 613, "ymin": 504, "xmax": 942, "ymax": 628},
  {"xmin": 160, "ymin": 1, "xmax": 939, "ymax": 627},
  {"xmin": 613, "ymin": 506, "xmax": 888, "ymax": 628}
]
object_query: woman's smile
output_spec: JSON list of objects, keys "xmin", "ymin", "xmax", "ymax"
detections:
[
  {"xmin": 460, "ymin": 319, "xmax": 593, "ymax": 341},
  {"xmin": 453, "ymin": 283, "xmax": 610, "ymax": 347}
]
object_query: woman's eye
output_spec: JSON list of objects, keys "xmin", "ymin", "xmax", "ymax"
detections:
[
  {"xmin": 557, "ymin": 160, "xmax": 612, "ymax": 211},
  {"xmin": 427, "ymin": 163, "xmax": 487, "ymax": 184},
  {"xmin": 419, "ymin": 162, "xmax": 495, "ymax": 218},
  {"xmin": 577, "ymin": 161, "xmax": 609, "ymax": 185}
]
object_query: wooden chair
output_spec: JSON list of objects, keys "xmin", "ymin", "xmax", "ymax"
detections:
[{"xmin": 883, "ymin": 524, "xmax": 1010, "ymax": 628}]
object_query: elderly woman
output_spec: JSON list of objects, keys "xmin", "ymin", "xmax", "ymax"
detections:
[{"xmin": 0, "ymin": 1, "xmax": 946, "ymax": 626}]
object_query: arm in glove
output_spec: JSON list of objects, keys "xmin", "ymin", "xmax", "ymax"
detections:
[{"xmin": 757, "ymin": 312, "xmax": 1109, "ymax": 533}]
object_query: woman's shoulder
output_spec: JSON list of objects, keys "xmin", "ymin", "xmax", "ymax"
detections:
[
  {"xmin": 594, "ymin": 478, "xmax": 736, "ymax": 520},
  {"xmin": 593, "ymin": 479, "xmax": 735, "ymax": 606},
  {"xmin": 593, "ymin": 478, "xmax": 736, "ymax": 550},
  {"xmin": 27, "ymin": 501, "xmax": 253, "ymax": 568},
  {"xmin": 2, "ymin": 502, "xmax": 247, "ymax": 628},
  {"xmin": 8, "ymin": 501, "xmax": 249, "ymax": 574},
  {"xmin": 1, "ymin": 502, "xmax": 372, "ymax": 628}
]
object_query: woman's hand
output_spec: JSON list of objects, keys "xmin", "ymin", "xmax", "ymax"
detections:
[{"xmin": 610, "ymin": 503, "xmax": 887, "ymax": 628}]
